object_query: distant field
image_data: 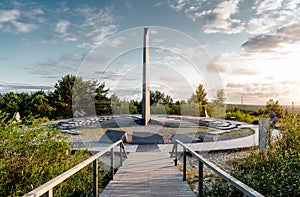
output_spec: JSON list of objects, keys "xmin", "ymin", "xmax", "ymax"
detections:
[
  {"xmin": 226, "ymin": 104, "xmax": 265, "ymax": 111},
  {"xmin": 226, "ymin": 103, "xmax": 300, "ymax": 113}
]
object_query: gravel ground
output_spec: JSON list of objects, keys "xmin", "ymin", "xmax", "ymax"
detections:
[{"xmin": 176, "ymin": 149, "xmax": 251, "ymax": 194}]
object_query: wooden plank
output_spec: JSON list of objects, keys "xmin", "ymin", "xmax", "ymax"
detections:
[{"xmin": 100, "ymin": 152, "xmax": 195, "ymax": 197}]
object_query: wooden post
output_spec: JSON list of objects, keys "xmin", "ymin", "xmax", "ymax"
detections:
[
  {"xmin": 111, "ymin": 148, "xmax": 114, "ymax": 180},
  {"xmin": 198, "ymin": 160, "xmax": 203, "ymax": 197},
  {"xmin": 41, "ymin": 189, "xmax": 53, "ymax": 197},
  {"xmin": 183, "ymin": 148, "xmax": 186, "ymax": 181},
  {"xmin": 119, "ymin": 143, "xmax": 123, "ymax": 166},
  {"xmin": 93, "ymin": 159, "xmax": 98, "ymax": 197},
  {"xmin": 174, "ymin": 141, "xmax": 178, "ymax": 166}
]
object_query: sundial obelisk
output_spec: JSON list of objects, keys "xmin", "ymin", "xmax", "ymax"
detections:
[{"xmin": 142, "ymin": 27, "xmax": 150, "ymax": 125}]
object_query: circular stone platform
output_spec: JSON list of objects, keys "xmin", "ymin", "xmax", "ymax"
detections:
[{"xmin": 60, "ymin": 115, "xmax": 256, "ymax": 148}]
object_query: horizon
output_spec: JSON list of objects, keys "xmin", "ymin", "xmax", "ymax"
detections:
[{"xmin": 1, "ymin": 0, "xmax": 300, "ymax": 106}]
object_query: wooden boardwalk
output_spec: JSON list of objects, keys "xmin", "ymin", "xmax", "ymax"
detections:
[{"xmin": 100, "ymin": 152, "xmax": 195, "ymax": 197}]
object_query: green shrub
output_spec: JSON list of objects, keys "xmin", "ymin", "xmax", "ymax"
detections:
[
  {"xmin": 230, "ymin": 111, "xmax": 300, "ymax": 196},
  {"xmin": 204, "ymin": 111, "xmax": 299, "ymax": 196},
  {"xmin": 226, "ymin": 110, "xmax": 254, "ymax": 123},
  {"xmin": 0, "ymin": 111, "xmax": 108, "ymax": 196},
  {"xmin": 203, "ymin": 174, "xmax": 242, "ymax": 197}
]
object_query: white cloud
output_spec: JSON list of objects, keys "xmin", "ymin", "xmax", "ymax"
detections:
[
  {"xmin": 195, "ymin": 0, "xmax": 245, "ymax": 34},
  {"xmin": 55, "ymin": 20, "xmax": 70, "ymax": 34},
  {"xmin": 0, "ymin": 9, "xmax": 20, "ymax": 22},
  {"xmin": 246, "ymin": 18, "xmax": 274, "ymax": 34},
  {"xmin": 49, "ymin": 6, "xmax": 119, "ymax": 48},
  {"xmin": 247, "ymin": 0, "xmax": 300, "ymax": 35},
  {"xmin": 167, "ymin": 0, "xmax": 300, "ymax": 35},
  {"xmin": 169, "ymin": 0, "xmax": 188, "ymax": 11},
  {"xmin": 253, "ymin": 0, "xmax": 283, "ymax": 14},
  {"xmin": 11, "ymin": 20, "xmax": 37, "ymax": 33},
  {"xmin": 0, "ymin": 3, "xmax": 44, "ymax": 34}
]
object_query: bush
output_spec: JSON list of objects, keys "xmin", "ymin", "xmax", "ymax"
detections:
[
  {"xmin": 204, "ymin": 111, "xmax": 300, "ymax": 196},
  {"xmin": 0, "ymin": 111, "xmax": 108, "ymax": 196},
  {"xmin": 203, "ymin": 175, "xmax": 242, "ymax": 197},
  {"xmin": 226, "ymin": 110, "xmax": 254, "ymax": 123},
  {"xmin": 230, "ymin": 111, "xmax": 300, "ymax": 196}
]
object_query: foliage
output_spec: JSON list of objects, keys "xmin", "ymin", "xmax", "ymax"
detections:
[
  {"xmin": 203, "ymin": 175, "xmax": 242, "ymax": 197},
  {"xmin": 95, "ymin": 82, "xmax": 111, "ymax": 115},
  {"xmin": 229, "ymin": 111, "xmax": 300, "ymax": 196},
  {"xmin": 265, "ymin": 99, "xmax": 284, "ymax": 118},
  {"xmin": 150, "ymin": 103, "xmax": 166, "ymax": 114},
  {"xmin": 181, "ymin": 102, "xmax": 200, "ymax": 116},
  {"xmin": 189, "ymin": 84, "xmax": 208, "ymax": 106},
  {"xmin": 210, "ymin": 89, "xmax": 226, "ymax": 118},
  {"xmin": 0, "ymin": 75, "xmax": 112, "ymax": 120},
  {"xmin": 204, "ymin": 111, "xmax": 300, "ymax": 196},
  {"xmin": 150, "ymin": 90, "xmax": 173, "ymax": 106},
  {"xmin": 0, "ymin": 112, "xmax": 109, "ymax": 196},
  {"xmin": 225, "ymin": 109, "xmax": 254, "ymax": 123}
]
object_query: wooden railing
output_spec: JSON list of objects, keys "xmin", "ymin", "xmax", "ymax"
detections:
[
  {"xmin": 24, "ymin": 140, "xmax": 127, "ymax": 197},
  {"xmin": 171, "ymin": 140, "xmax": 264, "ymax": 197}
]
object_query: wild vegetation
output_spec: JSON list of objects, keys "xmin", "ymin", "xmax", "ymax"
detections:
[
  {"xmin": 0, "ymin": 112, "xmax": 109, "ymax": 196},
  {"xmin": 203, "ymin": 110, "xmax": 300, "ymax": 196}
]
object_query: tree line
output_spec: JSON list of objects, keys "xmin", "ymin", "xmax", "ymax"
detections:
[{"xmin": 0, "ymin": 74, "xmax": 283, "ymax": 121}]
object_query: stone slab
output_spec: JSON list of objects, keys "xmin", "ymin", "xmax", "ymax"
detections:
[
  {"xmin": 98, "ymin": 129, "xmax": 127, "ymax": 144},
  {"xmin": 132, "ymin": 132, "xmax": 164, "ymax": 144}
]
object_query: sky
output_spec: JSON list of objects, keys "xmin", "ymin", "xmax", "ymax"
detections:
[{"xmin": 0, "ymin": 0, "xmax": 300, "ymax": 105}]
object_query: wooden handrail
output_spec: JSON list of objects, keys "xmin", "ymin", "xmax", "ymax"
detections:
[
  {"xmin": 24, "ymin": 140, "xmax": 127, "ymax": 197},
  {"xmin": 171, "ymin": 140, "xmax": 264, "ymax": 197}
]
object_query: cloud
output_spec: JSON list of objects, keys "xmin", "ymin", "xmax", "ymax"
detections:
[
  {"xmin": 11, "ymin": 20, "xmax": 37, "ymax": 33},
  {"xmin": 195, "ymin": 0, "xmax": 244, "ymax": 34},
  {"xmin": 247, "ymin": 0, "xmax": 300, "ymax": 34},
  {"xmin": 47, "ymin": 6, "xmax": 119, "ymax": 48},
  {"xmin": 225, "ymin": 81, "xmax": 300, "ymax": 105},
  {"xmin": 253, "ymin": 0, "xmax": 283, "ymax": 14},
  {"xmin": 207, "ymin": 53, "xmax": 260, "ymax": 76},
  {"xmin": 0, "ymin": 9, "xmax": 20, "ymax": 22},
  {"xmin": 246, "ymin": 18, "xmax": 275, "ymax": 34},
  {"xmin": 242, "ymin": 20, "xmax": 300, "ymax": 53},
  {"xmin": 167, "ymin": 0, "xmax": 245, "ymax": 34},
  {"xmin": 26, "ymin": 53, "xmax": 84, "ymax": 79},
  {"xmin": 166, "ymin": 0, "xmax": 300, "ymax": 35},
  {"xmin": 0, "ymin": 82, "xmax": 53, "ymax": 93},
  {"xmin": 55, "ymin": 20, "xmax": 70, "ymax": 34},
  {"xmin": 0, "ymin": 2, "xmax": 44, "ymax": 34}
]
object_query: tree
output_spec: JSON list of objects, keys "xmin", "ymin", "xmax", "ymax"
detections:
[
  {"xmin": 150, "ymin": 90, "xmax": 173, "ymax": 105},
  {"xmin": 30, "ymin": 91, "xmax": 54, "ymax": 119},
  {"xmin": 95, "ymin": 83, "xmax": 111, "ymax": 115},
  {"xmin": 189, "ymin": 84, "xmax": 208, "ymax": 105},
  {"xmin": 211, "ymin": 89, "xmax": 226, "ymax": 118},
  {"xmin": 49, "ymin": 74, "xmax": 101, "ymax": 119},
  {"xmin": 49, "ymin": 74, "xmax": 76, "ymax": 119},
  {"xmin": 265, "ymin": 99, "xmax": 283, "ymax": 118},
  {"xmin": 72, "ymin": 77, "xmax": 98, "ymax": 117},
  {"xmin": 128, "ymin": 100, "xmax": 138, "ymax": 114}
]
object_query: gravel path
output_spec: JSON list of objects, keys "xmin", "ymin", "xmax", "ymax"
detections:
[{"xmin": 176, "ymin": 149, "xmax": 251, "ymax": 194}]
